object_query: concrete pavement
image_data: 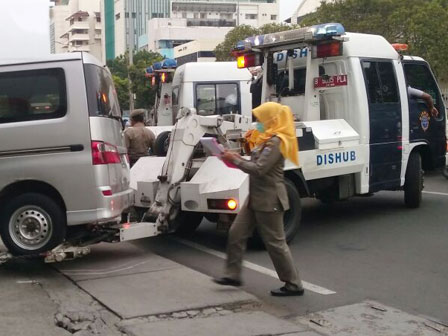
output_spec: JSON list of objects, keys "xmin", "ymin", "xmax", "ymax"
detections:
[{"xmin": 1, "ymin": 240, "xmax": 323, "ymax": 336}]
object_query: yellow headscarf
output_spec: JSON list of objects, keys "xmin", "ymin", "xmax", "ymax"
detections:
[{"xmin": 246, "ymin": 102, "xmax": 299, "ymax": 165}]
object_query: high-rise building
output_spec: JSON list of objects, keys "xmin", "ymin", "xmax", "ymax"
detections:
[
  {"xmin": 50, "ymin": 4, "xmax": 70, "ymax": 54},
  {"xmin": 171, "ymin": 0, "xmax": 278, "ymax": 27},
  {"xmin": 146, "ymin": 0, "xmax": 278, "ymax": 60},
  {"xmin": 103, "ymin": 0, "xmax": 278, "ymax": 60},
  {"xmin": 108, "ymin": 0, "xmax": 172, "ymax": 59},
  {"xmin": 51, "ymin": 0, "xmax": 103, "ymax": 61}
]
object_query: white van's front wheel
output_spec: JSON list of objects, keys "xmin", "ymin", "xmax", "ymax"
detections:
[{"xmin": 0, "ymin": 193, "xmax": 66, "ymax": 256}]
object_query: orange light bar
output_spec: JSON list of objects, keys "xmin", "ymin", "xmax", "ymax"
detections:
[
  {"xmin": 161, "ymin": 72, "xmax": 166, "ymax": 83},
  {"xmin": 392, "ymin": 43, "xmax": 408, "ymax": 52}
]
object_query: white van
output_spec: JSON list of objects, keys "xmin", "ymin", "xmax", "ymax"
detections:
[{"xmin": 0, "ymin": 52, "xmax": 133, "ymax": 255}]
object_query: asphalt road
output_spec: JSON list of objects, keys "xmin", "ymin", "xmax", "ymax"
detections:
[{"xmin": 134, "ymin": 171, "xmax": 448, "ymax": 323}]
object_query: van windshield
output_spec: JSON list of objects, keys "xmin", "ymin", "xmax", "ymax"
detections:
[{"xmin": 84, "ymin": 64, "xmax": 121, "ymax": 118}]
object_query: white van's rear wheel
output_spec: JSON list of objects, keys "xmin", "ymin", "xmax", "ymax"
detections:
[
  {"xmin": 0, "ymin": 193, "xmax": 66, "ymax": 256},
  {"xmin": 404, "ymin": 152, "xmax": 423, "ymax": 208}
]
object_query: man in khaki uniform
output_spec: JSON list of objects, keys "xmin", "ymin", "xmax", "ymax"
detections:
[
  {"xmin": 124, "ymin": 109, "xmax": 155, "ymax": 167},
  {"xmin": 214, "ymin": 102, "xmax": 304, "ymax": 297}
]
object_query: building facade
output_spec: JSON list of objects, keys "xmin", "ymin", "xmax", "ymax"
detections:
[
  {"xmin": 52, "ymin": 0, "xmax": 103, "ymax": 61},
  {"xmin": 148, "ymin": 18, "xmax": 230, "ymax": 58},
  {"xmin": 171, "ymin": 0, "xmax": 278, "ymax": 27},
  {"xmin": 146, "ymin": 0, "xmax": 278, "ymax": 60},
  {"xmin": 110, "ymin": 0, "xmax": 172, "ymax": 58},
  {"xmin": 105, "ymin": 0, "xmax": 278, "ymax": 60},
  {"xmin": 50, "ymin": 4, "xmax": 70, "ymax": 54},
  {"xmin": 174, "ymin": 40, "xmax": 219, "ymax": 65}
]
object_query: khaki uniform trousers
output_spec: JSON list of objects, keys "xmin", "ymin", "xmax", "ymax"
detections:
[{"xmin": 224, "ymin": 204, "xmax": 303, "ymax": 290}]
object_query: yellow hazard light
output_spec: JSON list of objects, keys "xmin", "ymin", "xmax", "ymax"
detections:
[
  {"xmin": 227, "ymin": 199, "xmax": 237, "ymax": 210},
  {"xmin": 237, "ymin": 56, "xmax": 246, "ymax": 68}
]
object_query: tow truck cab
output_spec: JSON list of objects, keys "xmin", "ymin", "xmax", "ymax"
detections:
[
  {"xmin": 235, "ymin": 23, "xmax": 446, "ymax": 204},
  {"xmin": 147, "ymin": 61, "xmax": 253, "ymax": 156}
]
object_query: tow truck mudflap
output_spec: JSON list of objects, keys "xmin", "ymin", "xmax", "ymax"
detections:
[{"xmin": 119, "ymin": 222, "xmax": 159, "ymax": 242}]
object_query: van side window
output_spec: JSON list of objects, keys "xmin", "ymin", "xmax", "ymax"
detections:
[
  {"xmin": 362, "ymin": 61, "xmax": 399, "ymax": 103},
  {"xmin": 84, "ymin": 64, "xmax": 121, "ymax": 118},
  {"xmin": 196, "ymin": 83, "xmax": 239, "ymax": 116},
  {"xmin": 404, "ymin": 63, "xmax": 443, "ymax": 111},
  {"xmin": 0, "ymin": 68, "xmax": 66, "ymax": 123}
]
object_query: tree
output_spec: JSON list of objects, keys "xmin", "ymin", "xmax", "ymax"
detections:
[
  {"xmin": 214, "ymin": 25, "xmax": 258, "ymax": 61},
  {"xmin": 107, "ymin": 50, "xmax": 164, "ymax": 110},
  {"xmin": 112, "ymin": 75, "xmax": 130, "ymax": 110},
  {"xmin": 301, "ymin": 0, "xmax": 448, "ymax": 81},
  {"xmin": 214, "ymin": 23, "xmax": 298, "ymax": 61}
]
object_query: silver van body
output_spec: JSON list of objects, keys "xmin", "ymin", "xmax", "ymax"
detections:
[{"xmin": 0, "ymin": 52, "xmax": 132, "ymax": 255}]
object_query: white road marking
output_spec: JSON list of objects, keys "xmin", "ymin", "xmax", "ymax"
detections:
[
  {"xmin": 423, "ymin": 191, "xmax": 448, "ymax": 197},
  {"xmin": 171, "ymin": 237, "xmax": 336, "ymax": 295}
]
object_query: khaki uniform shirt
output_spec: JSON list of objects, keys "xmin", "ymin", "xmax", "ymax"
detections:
[
  {"xmin": 124, "ymin": 123, "xmax": 155, "ymax": 165},
  {"xmin": 233, "ymin": 136, "xmax": 289, "ymax": 212}
]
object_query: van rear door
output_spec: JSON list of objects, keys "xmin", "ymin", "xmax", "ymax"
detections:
[{"xmin": 84, "ymin": 62, "xmax": 130, "ymax": 195}]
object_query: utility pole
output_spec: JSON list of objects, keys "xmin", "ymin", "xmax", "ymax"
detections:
[
  {"xmin": 128, "ymin": 2, "xmax": 135, "ymax": 111},
  {"xmin": 236, "ymin": 0, "xmax": 240, "ymax": 26}
]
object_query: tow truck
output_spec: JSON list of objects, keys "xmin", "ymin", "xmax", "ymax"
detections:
[
  {"xmin": 145, "ymin": 60, "xmax": 253, "ymax": 156},
  {"xmin": 2, "ymin": 23, "xmax": 446, "ymax": 264},
  {"xmin": 131, "ymin": 22, "xmax": 446, "ymax": 239}
]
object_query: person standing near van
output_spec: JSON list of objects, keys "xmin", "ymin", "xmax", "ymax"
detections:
[
  {"xmin": 213, "ymin": 102, "xmax": 304, "ymax": 297},
  {"xmin": 124, "ymin": 109, "xmax": 155, "ymax": 167}
]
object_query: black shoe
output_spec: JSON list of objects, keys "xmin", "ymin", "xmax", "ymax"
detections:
[
  {"xmin": 270, "ymin": 286, "xmax": 304, "ymax": 297},
  {"xmin": 213, "ymin": 277, "xmax": 242, "ymax": 287}
]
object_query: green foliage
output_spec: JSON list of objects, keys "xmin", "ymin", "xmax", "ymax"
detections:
[
  {"xmin": 214, "ymin": 25, "xmax": 258, "ymax": 61},
  {"xmin": 301, "ymin": 0, "xmax": 448, "ymax": 81},
  {"xmin": 107, "ymin": 50, "xmax": 163, "ymax": 110},
  {"xmin": 112, "ymin": 75, "xmax": 129, "ymax": 110},
  {"xmin": 214, "ymin": 23, "xmax": 298, "ymax": 61}
]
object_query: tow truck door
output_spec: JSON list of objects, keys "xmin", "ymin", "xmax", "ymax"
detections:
[
  {"xmin": 403, "ymin": 60, "xmax": 446, "ymax": 169},
  {"xmin": 361, "ymin": 59, "xmax": 402, "ymax": 192}
]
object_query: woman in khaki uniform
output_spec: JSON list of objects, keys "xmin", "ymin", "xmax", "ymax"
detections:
[{"xmin": 214, "ymin": 102, "xmax": 304, "ymax": 296}]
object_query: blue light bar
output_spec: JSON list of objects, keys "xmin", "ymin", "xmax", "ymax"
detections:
[
  {"xmin": 233, "ymin": 23, "xmax": 345, "ymax": 52},
  {"xmin": 145, "ymin": 66, "xmax": 154, "ymax": 74},
  {"xmin": 311, "ymin": 23, "xmax": 345, "ymax": 39},
  {"xmin": 161, "ymin": 58, "xmax": 177, "ymax": 68},
  {"xmin": 153, "ymin": 61, "xmax": 163, "ymax": 70}
]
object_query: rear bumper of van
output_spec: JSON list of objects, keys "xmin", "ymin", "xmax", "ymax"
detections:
[{"xmin": 66, "ymin": 188, "xmax": 134, "ymax": 226}]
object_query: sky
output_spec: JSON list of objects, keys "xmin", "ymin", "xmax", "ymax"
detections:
[{"xmin": 279, "ymin": 0, "xmax": 303, "ymax": 21}]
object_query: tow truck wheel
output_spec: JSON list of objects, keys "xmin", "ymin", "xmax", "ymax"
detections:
[
  {"xmin": 174, "ymin": 211, "xmax": 203, "ymax": 236},
  {"xmin": 283, "ymin": 178, "xmax": 302, "ymax": 243},
  {"xmin": 442, "ymin": 167, "xmax": 448, "ymax": 180},
  {"xmin": 154, "ymin": 131, "xmax": 171, "ymax": 156},
  {"xmin": 404, "ymin": 152, "xmax": 423, "ymax": 208},
  {"xmin": 250, "ymin": 178, "xmax": 301, "ymax": 247},
  {"xmin": 0, "ymin": 193, "xmax": 66, "ymax": 256}
]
